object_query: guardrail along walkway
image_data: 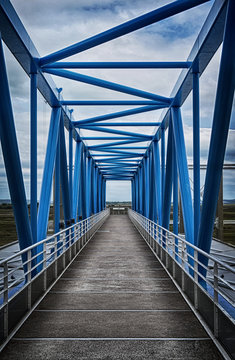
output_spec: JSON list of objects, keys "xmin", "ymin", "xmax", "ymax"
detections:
[{"xmin": 1, "ymin": 215, "xmax": 223, "ymax": 359}]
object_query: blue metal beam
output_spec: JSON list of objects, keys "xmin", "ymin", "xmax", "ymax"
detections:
[
  {"xmin": 40, "ymin": 0, "xmax": 210, "ymax": 65},
  {"xmin": 153, "ymin": 140, "xmax": 162, "ymax": 225},
  {"xmin": 54, "ymin": 136, "xmax": 60, "ymax": 234},
  {"xmin": 61, "ymin": 100, "xmax": 162, "ymax": 106},
  {"xmin": 171, "ymin": 107, "xmax": 194, "ymax": 246},
  {"xmin": 197, "ymin": 0, "xmax": 235, "ymax": 255},
  {"xmin": 72, "ymin": 141, "xmax": 82, "ymax": 220},
  {"xmin": 193, "ymin": 70, "xmax": 200, "ymax": 242},
  {"xmin": 88, "ymin": 139, "xmax": 149, "ymax": 148},
  {"xmin": 59, "ymin": 114, "xmax": 72, "ymax": 226},
  {"xmin": 44, "ymin": 61, "xmax": 193, "ymax": 69},
  {"xmin": 30, "ymin": 72, "xmax": 37, "ymax": 243},
  {"xmin": 37, "ymin": 107, "xmax": 61, "ymax": 242},
  {"xmin": 43, "ymin": 68, "xmax": 171, "ymax": 103},
  {"xmin": 80, "ymin": 122, "xmax": 160, "ymax": 127},
  {"xmin": 0, "ymin": 37, "xmax": 33, "ymax": 252},
  {"xmin": 79, "ymin": 125, "xmax": 153, "ymax": 139},
  {"xmin": 73, "ymin": 105, "xmax": 165, "ymax": 126}
]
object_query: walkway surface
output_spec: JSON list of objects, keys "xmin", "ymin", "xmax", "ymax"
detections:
[{"xmin": 2, "ymin": 215, "xmax": 223, "ymax": 359}]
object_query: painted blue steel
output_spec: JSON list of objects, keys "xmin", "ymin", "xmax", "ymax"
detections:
[
  {"xmin": 193, "ymin": 71, "xmax": 200, "ymax": 243},
  {"xmin": 80, "ymin": 147, "xmax": 87, "ymax": 218},
  {"xmin": 30, "ymin": 72, "xmax": 37, "ymax": 243},
  {"xmin": 43, "ymin": 68, "xmax": 172, "ymax": 103},
  {"xmin": 88, "ymin": 139, "xmax": 149, "ymax": 148},
  {"xmin": 148, "ymin": 149, "xmax": 154, "ymax": 221},
  {"xmin": 40, "ymin": 0, "xmax": 210, "ymax": 66},
  {"xmin": 44, "ymin": 61, "xmax": 193, "ymax": 69},
  {"xmin": 92, "ymin": 146, "xmax": 147, "ymax": 150},
  {"xmin": 93, "ymin": 150, "xmax": 144, "ymax": 155},
  {"xmin": 87, "ymin": 157, "xmax": 92, "ymax": 217},
  {"xmin": 69, "ymin": 124, "xmax": 73, "ymax": 218},
  {"xmin": 54, "ymin": 136, "xmax": 60, "ymax": 234},
  {"xmin": 197, "ymin": 0, "xmax": 235, "ymax": 256},
  {"xmin": 61, "ymin": 100, "xmax": 163, "ymax": 106},
  {"xmin": 59, "ymin": 114, "xmax": 72, "ymax": 226},
  {"xmin": 172, "ymin": 132, "xmax": 178, "ymax": 257},
  {"xmin": 72, "ymin": 141, "xmax": 82, "ymax": 220},
  {"xmin": 161, "ymin": 127, "xmax": 165, "ymax": 206},
  {"xmin": 93, "ymin": 166, "xmax": 98, "ymax": 214},
  {"xmin": 171, "ymin": 107, "xmax": 194, "ymax": 246},
  {"xmin": 37, "ymin": 107, "xmax": 61, "ymax": 242},
  {"xmin": 73, "ymin": 105, "xmax": 165, "ymax": 126},
  {"xmin": 82, "ymin": 137, "xmax": 137, "ymax": 140},
  {"xmin": 0, "ymin": 37, "xmax": 33, "ymax": 253},
  {"xmin": 162, "ymin": 118, "xmax": 173, "ymax": 233},
  {"xmin": 96, "ymin": 156, "xmax": 141, "ymax": 162},
  {"xmin": 79, "ymin": 125, "xmax": 153, "ymax": 139},
  {"xmin": 80, "ymin": 122, "xmax": 160, "ymax": 127},
  {"xmin": 153, "ymin": 140, "xmax": 162, "ymax": 225}
]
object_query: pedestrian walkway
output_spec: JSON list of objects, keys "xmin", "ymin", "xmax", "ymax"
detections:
[{"xmin": 1, "ymin": 215, "xmax": 223, "ymax": 359}]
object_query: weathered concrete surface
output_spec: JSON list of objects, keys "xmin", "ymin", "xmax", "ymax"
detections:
[{"xmin": 1, "ymin": 215, "xmax": 223, "ymax": 359}]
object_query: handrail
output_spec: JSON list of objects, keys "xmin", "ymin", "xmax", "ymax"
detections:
[
  {"xmin": 0, "ymin": 209, "xmax": 109, "ymax": 349},
  {"xmin": 128, "ymin": 209, "xmax": 235, "ymax": 322}
]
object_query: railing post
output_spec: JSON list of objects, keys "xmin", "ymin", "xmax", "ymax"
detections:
[
  {"xmin": 3, "ymin": 263, "xmax": 8, "ymax": 338},
  {"xmin": 27, "ymin": 249, "xmax": 32, "ymax": 310},
  {"xmin": 54, "ymin": 236, "xmax": 58, "ymax": 279},
  {"xmin": 181, "ymin": 246, "xmax": 185, "ymax": 291},
  {"xmin": 213, "ymin": 262, "xmax": 219, "ymax": 338},
  {"xmin": 194, "ymin": 249, "xmax": 198, "ymax": 309},
  {"xmin": 43, "ymin": 242, "xmax": 47, "ymax": 291}
]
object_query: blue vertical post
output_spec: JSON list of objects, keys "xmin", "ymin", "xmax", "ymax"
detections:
[
  {"xmin": 162, "ymin": 119, "xmax": 173, "ymax": 233},
  {"xmin": 197, "ymin": 0, "xmax": 235, "ymax": 258},
  {"xmin": 54, "ymin": 135, "xmax": 60, "ymax": 233},
  {"xmin": 171, "ymin": 107, "xmax": 194, "ymax": 247},
  {"xmin": 149, "ymin": 148, "xmax": 154, "ymax": 221},
  {"xmin": 161, "ymin": 126, "xmax": 165, "ymax": 205},
  {"xmin": 153, "ymin": 140, "xmax": 162, "ymax": 225},
  {"xmin": 0, "ymin": 37, "xmax": 33, "ymax": 254},
  {"xmin": 30, "ymin": 71, "xmax": 37, "ymax": 243},
  {"xmin": 69, "ymin": 110, "xmax": 73, "ymax": 220},
  {"xmin": 139, "ymin": 165, "xmax": 143, "ymax": 214},
  {"xmin": 87, "ymin": 156, "xmax": 92, "ymax": 217},
  {"xmin": 172, "ymin": 130, "xmax": 178, "ymax": 258},
  {"xmin": 80, "ymin": 146, "xmax": 87, "ymax": 218},
  {"xmin": 37, "ymin": 107, "xmax": 61, "ymax": 242},
  {"xmin": 73, "ymin": 141, "xmax": 82, "ymax": 221},
  {"xmin": 104, "ymin": 179, "xmax": 106, "ymax": 209},
  {"xmin": 60, "ymin": 114, "xmax": 72, "ymax": 226},
  {"xmin": 93, "ymin": 166, "xmax": 98, "ymax": 214},
  {"xmin": 136, "ymin": 172, "xmax": 139, "ymax": 212},
  {"xmin": 193, "ymin": 70, "xmax": 200, "ymax": 243}
]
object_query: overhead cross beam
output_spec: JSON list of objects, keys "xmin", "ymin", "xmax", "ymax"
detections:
[{"xmin": 40, "ymin": 0, "xmax": 210, "ymax": 65}]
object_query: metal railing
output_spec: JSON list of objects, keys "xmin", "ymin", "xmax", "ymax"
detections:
[
  {"xmin": 128, "ymin": 209, "xmax": 235, "ymax": 359},
  {"xmin": 0, "ymin": 209, "xmax": 109, "ymax": 348}
]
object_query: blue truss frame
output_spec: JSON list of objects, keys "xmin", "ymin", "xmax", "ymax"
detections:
[{"xmin": 0, "ymin": 0, "xmax": 234, "ymax": 279}]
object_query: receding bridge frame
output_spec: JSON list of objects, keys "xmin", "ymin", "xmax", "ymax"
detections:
[{"xmin": 0, "ymin": 0, "xmax": 234, "ymax": 270}]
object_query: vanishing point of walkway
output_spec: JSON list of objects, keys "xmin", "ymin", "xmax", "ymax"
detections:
[{"xmin": 2, "ymin": 216, "xmax": 223, "ymax": 359}]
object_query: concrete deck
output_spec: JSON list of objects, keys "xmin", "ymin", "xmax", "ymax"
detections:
[{"xmin": 1, "ymin": 215, "xmax": 223, "ymax": 359}]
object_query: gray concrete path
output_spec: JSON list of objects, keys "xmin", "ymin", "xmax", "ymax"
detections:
[{"xmin": 1, "ymin": 215, "xmax": 223, "ymax": 359}]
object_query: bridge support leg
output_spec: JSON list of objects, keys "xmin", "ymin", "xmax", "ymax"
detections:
[
  {"xmin": 193, "ymin": 70, "xmax": 200, "ymax": 244},
  {"xmin": 0, "ymin": 36, "xmax": 33, "ymax": 252},
  {"xmin": 197, "ymin": 0, "xmax": 235, "ymax": 258},
  {"xmin": 162, "ymin": 117, "xmax": 173, "ymax": 232},
  {"xmin": 153, "ymin": 140, "xmax": 162, "ymax": 226},
  {"xmin": 30, "ymin": 72, "xmax": 37, "ymax": 243},
  {"xmin": 161, "ymin": 126, "xmax": 165, "ymax": 205},
  {"xmin": 73, "ymin": 141, "xmax": 82, "ymax": 221},
  {"xmin": 171, "ymin": 107, "xmax": 194, "ymax": 246}
]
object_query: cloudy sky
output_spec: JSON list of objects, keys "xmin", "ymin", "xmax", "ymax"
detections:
[{"xmin": 0, "ymin": 0, "xmax": 234, "ymax": 202}]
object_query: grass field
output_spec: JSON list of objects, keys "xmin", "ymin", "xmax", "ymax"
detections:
[{"xmin": 0, "ymin": 203, "xmax": 234, "ymax": 248}]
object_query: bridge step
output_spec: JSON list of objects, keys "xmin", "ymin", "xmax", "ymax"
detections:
[{"xmin": 1, "ymin": 215, "xmax": 223, "ymax": 359}]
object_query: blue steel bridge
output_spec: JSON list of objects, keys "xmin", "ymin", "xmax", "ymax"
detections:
[{"xmin": 0, "ymin": 0, "xmax": 234, "ymax": 359}]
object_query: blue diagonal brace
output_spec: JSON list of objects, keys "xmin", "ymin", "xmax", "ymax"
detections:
[
  {"xmin": 0, "ymin": 37, "xmax": 33, "ymax": 253},
  {"xmin": 37, "ymin": 107, "xmax": 61, "ymax": 242},
  {"xmin": 171, "ymin": 107, "xmax": 194, "ymax": 246},
  {"xmin": 43, "ymin": 68, "xmax": 171, "ymax": 103},
  {"xmin": 73, "ymin": 105, "xmax": 166, "ymax": 126},
  {"xmin": 73, "ymin": 141, "xmax": 82, "ymax": 220},
  {"xmin": 40, "ymin": 0, "xmax": 210, "ymax": 66}
]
